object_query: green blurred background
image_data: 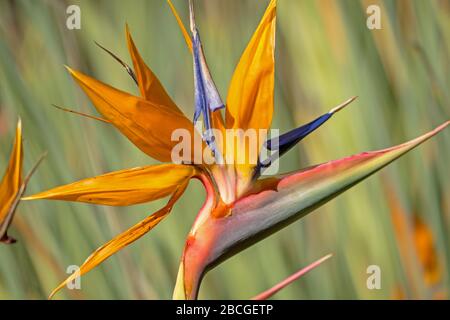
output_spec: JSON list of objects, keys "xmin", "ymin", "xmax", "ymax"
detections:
[{"xmin": 0, "ymin": 0, "xmax": 449, "ymax": 299}]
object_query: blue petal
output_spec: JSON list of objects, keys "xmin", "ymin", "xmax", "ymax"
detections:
[
  {"xmin": 265, "ymin": 96, "xmax": 357, "ymax": 158},
  {"xmin": 192, "ymin": 32, "xmax": 224, "ymax": 129},
  {"xmin": 190, "ymin": 1, "xmax": 224, "ymax": 158},
  {"xmin": 192, "ymin": 35, "xmax": 206, "ymax": 124},
  {"xmin": 266, "ymin": 112, "xmax": 332, "ymax": 156},
  {"xmin": 194, "ymin": 34, "xmax": 224, "ymax": 112},
  {"xmin": 257, "ymin": 97, "xmax": 357, "ymax": 171}
]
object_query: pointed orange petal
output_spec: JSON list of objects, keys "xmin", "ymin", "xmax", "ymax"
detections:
[
  {"xmin": 23, "ymin": 164, "xmax": 195, "ymax": 206},
  {"xmin": 48, "ymin": 183, "xmax": 188, "ymax": 299},
  {"xmin": 225, "ymin": 0, "xmax": 276, "ymax": 132},
  {"xmin": 167, "ymin": 0, "xmax": 193, "ymax": 52},
  {"xmin": 0, "ymin": 119, "xmax": 23, "ymax": 206},
  {"xmin": 0, "ymin": 120, "xmax": 23, "ymax": 241},
  {"xmin": 222, "ymin": 0, "xmax": 276, "ymax": 184},
  {"xmin": 126, "ymin": 25, "xmax": 183, "ymax": 114},
  {"xmin": 66, "ymin": 67, "xmax": 199, "ymax": 162}
]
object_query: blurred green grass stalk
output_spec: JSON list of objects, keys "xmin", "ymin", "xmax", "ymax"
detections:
[{"xmin": 0, "ymin": 0, "xmax": 448, "ymax": 299}]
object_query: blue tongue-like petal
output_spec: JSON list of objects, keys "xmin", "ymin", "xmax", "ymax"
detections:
[
  {"xmin": 193, "ymin": 34, "xmax": 224, "ymax": 113},
  {"xmin": 189, "ymin": 1, "xmax": 224, "ymax": 159},
  {"xmin": 266, "ymin": 112, "xmax": 332, "ymax": 156},
  {"xmin": 190, "ymin": 1, "xmax": 224, "ymax": 130},
  {"xmin": 260, "ymin": 97, "xmax": 357, "ymax": 168}
]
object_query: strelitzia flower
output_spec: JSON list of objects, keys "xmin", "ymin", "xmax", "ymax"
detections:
[
  {"xmin": 0, "ymin": 120, "xmax": 44, "ymax": 244},
  {"xmin": 23, "ymin": 0, "xmax": 448, "ymax": 300}
]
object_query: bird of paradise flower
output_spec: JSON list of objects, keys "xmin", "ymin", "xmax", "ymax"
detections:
[{"xmin": 0, "ymin": 0, "xmax": 447, "ymax": 299}]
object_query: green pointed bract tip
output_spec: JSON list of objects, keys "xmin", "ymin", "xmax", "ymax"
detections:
[
  {"xmin": 174, "ymin": 121, "xmax": 449, "ymax": 299},
  {"xmin": 252, "ymin": 253, "xmax": 333, "ymax": 300}
]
